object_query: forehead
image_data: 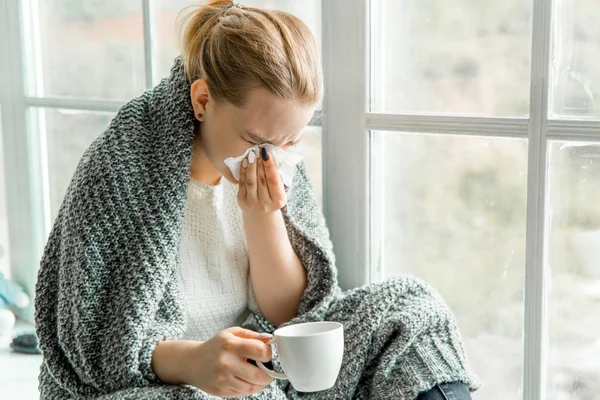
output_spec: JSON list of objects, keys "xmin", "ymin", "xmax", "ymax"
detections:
[{"xmin": 236, "ymin": 88, "xmax": 315, "ymax": 141}]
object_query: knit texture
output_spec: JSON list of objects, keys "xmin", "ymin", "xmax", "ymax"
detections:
[
  {"xmin": 34, "ymin": 57, "xmax": 481, "ymax": 400},
  {"xmin": 177, "ymin": 177, "xmax": 254, "ymax": 342}
]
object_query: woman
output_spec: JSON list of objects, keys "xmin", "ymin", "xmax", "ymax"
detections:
[{"xmin": 34, "ymin": 1, "xmax": 480, "ymax": 399}]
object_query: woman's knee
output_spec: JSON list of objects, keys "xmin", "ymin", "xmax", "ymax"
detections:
[{"xmin": 383, "ymin": 274, "xmax": 445, "ymax": 301}]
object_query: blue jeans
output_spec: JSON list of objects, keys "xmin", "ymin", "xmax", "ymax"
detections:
[
  {"xmin": 416, "ymin": 382, "xmax": 472, "ymax": 400},
  {"xmin": 247, "ymin": 357, "xmax": 472, "ymax": 400}
]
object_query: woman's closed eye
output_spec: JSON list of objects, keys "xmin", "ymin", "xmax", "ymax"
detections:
[{"xmin": 245, "ymin": 137, "xmax": 297, "ymax": 148}]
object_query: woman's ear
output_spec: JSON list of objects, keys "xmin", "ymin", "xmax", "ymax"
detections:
[{"xmin": 190, "ymin": 79, "xmax": 210, "ymax": 122}]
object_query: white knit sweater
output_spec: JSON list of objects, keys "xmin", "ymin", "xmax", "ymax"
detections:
[{"xmin": 177, "ymin": 177, "xmax": 259, "ymax": 342}]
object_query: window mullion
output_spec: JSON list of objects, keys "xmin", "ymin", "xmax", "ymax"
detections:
[
  {"xmin": 142, "ymin": 0, "xmax": 154, "ymax": 89},
  {"xmin": 366, "ymin": 113, "xmax": 530, "ymax": 137},
  {"xmin": 524, "ymin": 0, "xmax": 554, "ymax": 398},
  {"xmin": 322, "ymin": 0, "xmax": 370, "ymax": 290},
  {"xmin": 547, "ymin": 119, "xmax": 600, "ymax": 141},
  {"xmin": 25, "ymin": 96, "xmax": 125, "ymax": 112}
]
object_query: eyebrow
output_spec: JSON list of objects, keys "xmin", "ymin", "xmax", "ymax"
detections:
[{"xmin": 246, "ymin": 131, "xmax": 303, "ymax": 146}]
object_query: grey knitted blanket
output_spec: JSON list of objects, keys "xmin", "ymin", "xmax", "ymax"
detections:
[{"xmin": 34, "ymin": 57, "xmax": 480, "ymax": 400}]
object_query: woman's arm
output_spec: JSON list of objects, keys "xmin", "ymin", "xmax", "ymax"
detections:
[
  {"xmin": 238, "ymin": 148, "xmax": 307, "ymax": 327},
  {"xmin": 152, "ymin": 339, "xmax": 201, "ymax": 385},
  {"xmin": 243, "ymin": 210, "xmax": 307, "ymax": 327}
]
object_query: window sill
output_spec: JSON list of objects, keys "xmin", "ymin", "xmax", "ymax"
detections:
[{"xmin": 0, "ymin": 319, "xmax": 41, "ymax": 399}]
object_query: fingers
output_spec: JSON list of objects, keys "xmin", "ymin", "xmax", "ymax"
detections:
[
  {"xmin": 228, "ymin": 336, "xmax": 272, "ymax": 363},
  {"xmin": 236, "ymin": 147, "xmax": 287, "ymax": 212},
  {"xmin": 232, "ymin": 357, "xmax": 274, "ymax": 386},
  {"xmin": 245, "ymin": 149, "xmax": 258, "ymax": 203},
  {"xmin": 222, "ymin": 330, "xmax": 274, "ymax": 395},
  {"xmin": 226, "ymin": 326, "xmax": 272, "ymax": 340},
  {"xmin": 237, "ymin": 157, "xmax": 248, "ymax": 202},
  {"xmin": 227, "ymin": 375, "xmax": 268, "ymax": 396},
  {"xmin": 261, "ymin": 148, "xmax": 285, "ymax": 206},
  {"xmin": 257, "ymin": 148, "xmax": 271, "ymax": 203}
]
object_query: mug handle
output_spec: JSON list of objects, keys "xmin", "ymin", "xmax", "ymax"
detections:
[{"xmin": 256, "ymin": 338, "xmax": 287, "ymax": 380}]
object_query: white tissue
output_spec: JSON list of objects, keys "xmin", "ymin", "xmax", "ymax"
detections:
[{"xmin": 224, "ymin": 143, "xmax": 304, "ymax": 187}]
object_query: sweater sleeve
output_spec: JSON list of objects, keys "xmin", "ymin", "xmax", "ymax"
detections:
[
  {"xmin": 34, "ymin": 140, "xmax": 188, "ymax": 397},
  {"xmin": 34, "ymin": 212, "xmax": 184, "ymax": 397}
]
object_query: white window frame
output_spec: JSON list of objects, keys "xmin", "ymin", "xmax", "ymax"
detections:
[{"xmin": 1, "ymin": 0, "xmax": 599, "ymax": 398}]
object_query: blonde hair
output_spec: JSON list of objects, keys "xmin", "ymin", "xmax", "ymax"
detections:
[{"xmin": 178, "ymin": 0, "xmax": 323, "ymax": 107}]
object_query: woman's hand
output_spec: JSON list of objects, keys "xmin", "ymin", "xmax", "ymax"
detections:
[
  {"xmin": 238, "ymin": 147, "xmax": 286, "ymax": 213},
  {"xmin": 183, "ymin": 327, "xmax": 275, "ymax": 398}
]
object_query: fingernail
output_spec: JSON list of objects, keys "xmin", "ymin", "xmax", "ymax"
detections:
[
  {"xmin": 261, "ymin": 147, "xmax": 269, "ymax": 161},
  {"xmin": 248, "ymin": 150, "xmax": 256, "ymax": 164},
  {"xmin": 242, "ymin": 158, "xmax": 248, "ymax": 168},
  {"xmin": 256, "ymin": 332, "xmax": 273, "ymax": 339}
]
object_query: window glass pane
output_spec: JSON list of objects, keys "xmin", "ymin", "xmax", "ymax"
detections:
[
  {"xmin": 152, "ymin": 0, "xmax": 322, "ymax": 85},
  {"xmin": 33, "ymin": 1, "xmax": 145, "ymax": 99},
  {"xmin": 33, "ymin": 108, "xmax": 114, "ymax": 221},
  {"xmin": 372, "ymin": 132, "xmax": 528, "ymax": 399},
  {"xmin": 151, "ymin": 0, "xmax": 189, "ymax": 82},
  {"xmin": 547, "ymin": 141, "xmax": 600, "ymax": 398},
  {"xmin": 371, "ymin": 0, "xmax": 533, "ymax": 116},
  {"xmin": 550, "ymin": 0, "xmax": 600, "ymax": 118}
]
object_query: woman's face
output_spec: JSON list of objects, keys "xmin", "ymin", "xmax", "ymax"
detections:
[{"xmin": 190, "ymin": 80, "xmax": 315, "ymax": 184}]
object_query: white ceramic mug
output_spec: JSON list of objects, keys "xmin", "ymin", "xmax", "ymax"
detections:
[{"xmin": 257, "ymin": 321, "xmax": 344, "ymax": 392}]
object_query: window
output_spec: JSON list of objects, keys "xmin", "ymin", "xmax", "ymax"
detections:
[{"xmin": 1, "ymin": 1, "xmax": 599, "ymax": 399}]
